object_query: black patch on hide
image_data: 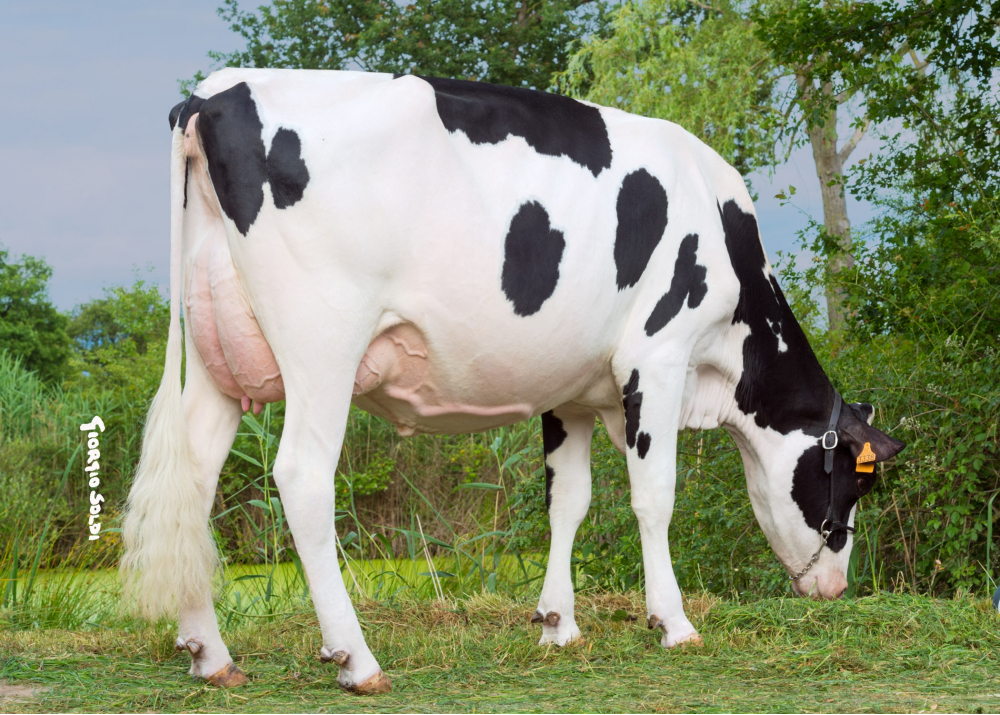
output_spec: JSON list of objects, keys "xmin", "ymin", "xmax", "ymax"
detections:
[
  {"xmin": 719, "ymin": 199, "xmax": 834, "ymax": 435},
  {"xmin": 197, "ymin": 82, "xmax": 310, "ymax": 236},
  {"xmin": 614, "ymin": 169, "xmax": 669, "ymax": 290},
  {"xmin": 622, "ymin": 369, "xmax": 651, "ymax": 459},
  {"xmin": 644, "ymin": 233, "xmax": 708, "ymax": 335},
  {"xmin": 169, "ymin": 93, "xmax": 205, "ymax": 131},
  {"xmin": 541, "ymin": 410, "xmax": 568, "ymax": 510},
  {"xmin": 267, "ymin": 128, "xmax": 310, "ymax": 209},
  {"xmin": 501, "ymin": 201, "xmax": 565, "ymax": 316},
  {"xmin": 419, "ymin": 76, "xmax": 612, "ymax": 177},
  {"xmin": 791, "ymin": 445, "xmax": 848, "ymax": 552}
]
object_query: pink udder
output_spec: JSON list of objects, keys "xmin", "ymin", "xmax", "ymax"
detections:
[{"xmin": 187, "ymin": 231, "xmax": 285, "ymax": 407}]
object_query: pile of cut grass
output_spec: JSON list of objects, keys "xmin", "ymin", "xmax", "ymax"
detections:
[{"xmin": 2, "ymin": 592, "xmax": 997, "ymax": 713}]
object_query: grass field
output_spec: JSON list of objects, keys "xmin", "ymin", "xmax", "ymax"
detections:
[{"xmin": 2, "ymin": 591, "xmax": 998, "ymax": 713}]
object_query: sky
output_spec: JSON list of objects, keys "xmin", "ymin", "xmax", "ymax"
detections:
[{"xmin": 1, "ymin": 0, "xmax": 879, "ymax": 311}]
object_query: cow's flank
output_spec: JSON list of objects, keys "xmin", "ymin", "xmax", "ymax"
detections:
[
  {"xmin": 541, "ymin": 410, "xmax": 568, "ymax": 509},
  {"xmin": 501, "ymin": 201, "xmax": 566, "ymax": 317},
  {"xmin": 197, "ymin": 82, "xmax": 310, "ymax": 236},
  {"xmin": 614, "ymin": 169, "xmax": 669, "ymax": 290},
  {"xmin": 644, "ymin": 233, "xmax": 708, "ymax": 336},
  {"xmin": 622, "ymin": 369, "xmax": 651, "ymax": 459},
  {"xmin": 415, "ymin": 76, "xmax": 613, "ymax": 177}
]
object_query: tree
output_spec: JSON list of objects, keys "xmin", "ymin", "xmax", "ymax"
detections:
[
  {"xmin": 556, "ymin": 0, "xmax": 782, "ymax": 178},
  {"xmin": 0, "ymin": 247, "xmax": 70, "ymax": 384},
  {"xmin": 212, "ymin": 0, "xmax": 608, "ymax": 89},
  {"xmin": 66, "ymin": 279, "xmax": 169, "ymax": 397}
]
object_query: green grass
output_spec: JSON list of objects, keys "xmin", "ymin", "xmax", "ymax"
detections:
[{"xmin": 2, "ymin": 592, "xmax": 998, "ymax": 713}]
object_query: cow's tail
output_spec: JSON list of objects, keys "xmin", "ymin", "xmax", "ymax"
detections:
[{"xmin": 121, "ymin": 121, "xmax": 217, "ymax": 619}]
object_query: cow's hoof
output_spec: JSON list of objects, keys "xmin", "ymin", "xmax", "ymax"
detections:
[
  {"xmin": 665, "ymin": 631, "xmax": 703, "ymax": 649},
  {"xmin": 205, "ymin": 662, "xmax": 249, "ymax": 688},
  {"xmin": 538, "ymin": 614, "xmax": 582, "ymax": 646},
  {"xmin": 341, "ymin": 669, "xmax": 392, "ymax": 695},
  {"xmin": 539, "ymin": 628, "xmax": 583, "ymax": 646}
]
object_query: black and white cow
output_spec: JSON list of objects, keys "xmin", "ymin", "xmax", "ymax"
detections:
[{"xmin": 122, "ymin": 69, "xmax": 905, "ymax": 693}]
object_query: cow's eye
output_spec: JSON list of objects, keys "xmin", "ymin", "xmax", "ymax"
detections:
[{"xmin": 856, "ymin": 477, "xmax": 873, "ymax": 496}]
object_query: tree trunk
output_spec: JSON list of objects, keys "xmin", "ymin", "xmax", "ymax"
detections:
[{"xmin": 803, "ymin": 79, "xmax": 854, "ymax": 331}]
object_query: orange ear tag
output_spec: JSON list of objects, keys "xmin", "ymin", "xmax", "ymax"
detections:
[{"xmin": 856, "ymin": 442, "xmax": 876, "ymax": 473}]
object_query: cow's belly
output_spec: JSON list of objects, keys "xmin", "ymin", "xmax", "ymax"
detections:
[{"xmin": 350, "ymin": 320, "xmax": 610, "ymax": 436}]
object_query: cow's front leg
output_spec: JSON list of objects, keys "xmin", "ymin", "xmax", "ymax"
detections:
[
  {"xmin": 534, "ymin": 409, "xmax": 594, "ymax": 646},
  {"xmin": 274, "ymin": 385, "xmax": 390, "ymax": 694},
  {"xmin": 171, "ymin": 336, "xmax": 247, "ymax": 683},
  {"xmin": 620, "ymin": 364, "xmax": 701, "ymax": 648}
]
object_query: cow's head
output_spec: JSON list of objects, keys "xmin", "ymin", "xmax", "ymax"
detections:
[
  {"xmin": 715, "ymin": 199, "xmax": 905, "ymax": 599},
  {"xmin": 727, "ymin": 393, "xmax": 905, "ymax": 599}
]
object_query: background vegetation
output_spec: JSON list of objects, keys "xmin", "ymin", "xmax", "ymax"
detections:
[{"xmin": 1, "ymin": 0, "xmax": 997, "ymax": 636}]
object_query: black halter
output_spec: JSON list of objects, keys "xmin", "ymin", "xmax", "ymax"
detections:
[
  {"xmin": 821, "ymin": 392, "xmax": 856, "ymax": 538},
  {"xmin": 790, "ymin": 391, "xmax": 855, "ymax": 582}
]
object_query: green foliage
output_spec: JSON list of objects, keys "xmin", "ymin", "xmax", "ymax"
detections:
[
  {"xmin": 557, "ymin": 0, "xmax": 782, "ymax": 176},
  {"xmin": 0, "ymin": 247, "xmax": 70, "ymax": 385},
  {"xmin": 825, "ymin": 334, "xmax": 998, "ymax": 593},
  {"xmin": 753, "ymin": 0, "xmax": 997, "ymax": 131},
  {"xmin": 212, "ymin": 0, "xmax": 608, "ymax": 89},
  {"xmin": 65, "ymin": 277, "xmax": 169, "ymax": 397},
  {"xmin": 0, "ymin": 351, "xmax": 50, "ymax": 441}
]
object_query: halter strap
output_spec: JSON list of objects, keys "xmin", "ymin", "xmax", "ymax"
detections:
[
  {"xmin": 823, "ymin": 392, "xmax": 842, "ymax": 475},
  {"xmin": 823, "ymin": 391, "xmax": 855, "ymax": 536},
  {"xmin": 790, "ymin": 391, "xmax": 854, "ymax": 582}
]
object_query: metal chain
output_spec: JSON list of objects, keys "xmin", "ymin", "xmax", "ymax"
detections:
[{"xmin": 789, "ymin": 522, "xmax": 831, "ymax": 582}]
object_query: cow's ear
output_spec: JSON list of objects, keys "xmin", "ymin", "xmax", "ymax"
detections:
[
  {"xmin": 850, "ymin": 401, "xmax": 875, "ymax": 425},
  {"xmin": 838, "ymin": 407, "xmax": 905, "ymax": 466}
]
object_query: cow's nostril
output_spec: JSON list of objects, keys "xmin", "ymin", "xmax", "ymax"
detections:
[{"xmin": 837, "ymin": 587, "xmax": 847, "ymax": 600}]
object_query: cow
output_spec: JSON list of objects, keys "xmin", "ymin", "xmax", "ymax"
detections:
[{"xmin": 121, "ymin": 68, "xmax": 905, "ymax": 694}]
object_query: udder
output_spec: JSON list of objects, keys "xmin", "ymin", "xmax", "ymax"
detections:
[
  {"xmin": 186, "ymin": 232, "xmax": 285, "ymax": 412},
  {"xmin": 352, "ymin": 323, "xmax": 533, "ymax": 435}
]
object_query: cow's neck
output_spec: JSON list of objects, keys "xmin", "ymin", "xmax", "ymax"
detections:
[
  {"xmin": 710, "ymin": 199, "xmax": 838, "ymax": 441},
  {"xmin": 683, "ymin": 307, "xmax": 836, "ymax": 445}
]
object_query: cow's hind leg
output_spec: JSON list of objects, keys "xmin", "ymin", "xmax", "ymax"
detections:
[
  {"xmin": 273, "ymin": 375, "xmax": 390, "ymax": 694},
  {"xmin": 618, "ymin": 361, "xmax": 701, "ymax": 648},
  {"xmin": 534, "ymin": 408, "xmax": 594, "ymax": 646},
  {"xmin": 176, "ymin": 338, "xmax": 246, "ymax": 683}
]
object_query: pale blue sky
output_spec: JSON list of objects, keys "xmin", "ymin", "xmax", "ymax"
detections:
[{"xmin": 0, "ymin": 0, "xmax": 878, "ymax": 310}]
